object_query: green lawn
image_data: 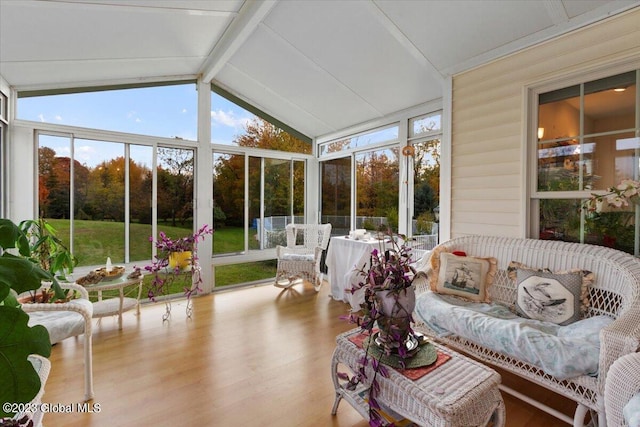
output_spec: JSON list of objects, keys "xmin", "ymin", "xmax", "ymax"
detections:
[{"xmin": 46, "ymin": 219, "xmax": 276, "ymax": 294}]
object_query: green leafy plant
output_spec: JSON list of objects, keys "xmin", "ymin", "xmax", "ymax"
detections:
[
  {"xmin": 0, "ymin": 218, "xmax": 64, "ymax": 419},
  {"xmin": 19, "ymin": 218, "xmax": 77, "ymax": 279}
]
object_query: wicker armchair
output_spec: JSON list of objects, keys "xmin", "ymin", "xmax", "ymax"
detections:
[
  {"xmin": 606, "ymin": 352, "xmax": 640, "ymax": 427},
  {"xmin": 21, "ymin": 282, "xmax": 94, "ymax": 401},
  {"xmin": 274, "ymin": 223, "xmax": 332, "ymax": 291}
]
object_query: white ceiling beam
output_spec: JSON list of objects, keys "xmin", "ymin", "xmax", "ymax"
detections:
[
  {"xmin": 199, "ymin": 0, "xmax": 278, "ymax": 83},
  {"xmin": 368, "ymin": 0, "xmax": 444, "ymax": 83},
  {"xmin": 543, "ymin": 0, "xmax": 570, "ymax": 25}
]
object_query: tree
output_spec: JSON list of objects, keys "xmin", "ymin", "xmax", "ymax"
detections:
[
  {"xmin": 356, "ymin": 149, "xmax": 399, "ymax": 218},
  {"xmin": 157, "ymin": 148, "xmax": 194, "ymax": 227},
  {"xmin": 213, "ymin": 118, "xmax": 310, "ymax": 227},
  {"xmin": 413, "ymin": 138, "xmax": 440, "ymax": 218},
  {"xmin": 235, "ymin": 118, "xmax": 311, "ymax": 154}
]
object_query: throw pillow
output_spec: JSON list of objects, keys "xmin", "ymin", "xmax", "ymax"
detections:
[
  {"xmin": 434, "ymin": 252, "xmax": 498, "ymax": 303},
  {"xmin": 515, "ymin": 269, "xmax": 583, "ymax": 325},
  {"xmin": 427, "ymin": 245, "xmax": 449, "ymax": 292},
  {"xmin": 508, "ymin": 261, "xmax": 593, "ymax": 316}
]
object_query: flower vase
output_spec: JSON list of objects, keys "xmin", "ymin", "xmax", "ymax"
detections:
[
  {"xmin": 169, "ymin": 251, "xmax": 192, "ymax": 270},
  {"xmin": 374, "ymin": 286, "xmax": 416, "ymax": 353}
]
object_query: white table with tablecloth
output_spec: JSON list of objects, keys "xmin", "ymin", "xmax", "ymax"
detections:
[{"xmin": 325, "ymin": 236, "xmax": 394, "ymax": 310}]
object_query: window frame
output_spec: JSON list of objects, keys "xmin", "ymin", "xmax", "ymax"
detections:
[
  {"xmin": 527, "ymin": 65, "xmax": 640, "ymax": 255},
  {"xmin": 0, "ymin": 91, "xmax": 7, "ymax": 217}
]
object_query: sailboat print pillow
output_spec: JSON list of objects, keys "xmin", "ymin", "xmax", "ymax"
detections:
[
  {"xmin": 515, "ymin": 269, "xmax": 583, "ymax": 325},
  {"xmin": 435, "ymin": 252, "xmax": 497, "ymax": 303}
]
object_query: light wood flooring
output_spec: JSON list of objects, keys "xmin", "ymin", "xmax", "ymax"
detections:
[{"xmin": 42, "ymin": 281, "xmax": 579, "ymax": 426}]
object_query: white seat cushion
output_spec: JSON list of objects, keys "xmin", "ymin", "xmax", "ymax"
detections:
[
  {"xmin": 27, "ymin": 299, "xmax": 93, "ymax": 344},
  {"xmin": 282, "ymin": 253, "xmax": 314, "ymax": 262},
  {"xmin": 415, "ymin": 290, "xmax": 613, "ymax": 380}
]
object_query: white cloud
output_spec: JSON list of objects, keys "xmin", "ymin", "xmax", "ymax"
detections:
[
  {"xmin": 75, "ymin": 145, "xmax": 97, "ymax": 165},
  {"xmin": 210, "ymin": 109, "xmax": 251, "ymax": 129},
  {"xmin": 182, "ymin": 108, "xmax": 188, "ymax": 114},
  {"xmin": 127, "ymin": 110, "xmax": 142, "ymax": 123},
  {"xmin": 38, "ymin": 114, "xmax": 46, "ymax": 122},
  {"xmin": 55, "ymin": 115, "xmax": 62, "ymax": 121}
]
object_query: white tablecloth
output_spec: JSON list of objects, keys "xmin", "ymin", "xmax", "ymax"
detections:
[{"xmin": 326, "ymin": 236, "xmax": 394, "ymax": 310}]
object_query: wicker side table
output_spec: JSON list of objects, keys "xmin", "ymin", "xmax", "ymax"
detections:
[{"xmin": 331, "ymin": 328, "xmax": 505, "ymax": 426}]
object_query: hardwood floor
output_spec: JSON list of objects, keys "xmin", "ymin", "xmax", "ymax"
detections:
[{"xmin": 42, "ymin": 282, "xmax": 578, "ymax": 426}]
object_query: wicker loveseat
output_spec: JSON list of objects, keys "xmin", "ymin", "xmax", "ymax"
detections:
[{"xmin": 412, "ymin": 236, "xmax": 640, "ymax": 427}]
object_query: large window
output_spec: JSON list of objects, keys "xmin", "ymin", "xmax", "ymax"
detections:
[
  {"xmin": 211, "ymin": 89, "xmax": 311, "ymax": 154},
  {"xmin": 410, "ymin": 112, "xmax": 441, "ymax": 249},
  {"xmin": 355, "ymin": 148, "xmax": 400, "ymax": 231},
  {"xmin": 38, "ymin": 133, "xmax": 192, "ymax": 267},
  {"xmin": 321, "ymin": 158, "xmax": 351, "ymax": 236},
  {"xmin": 18, "ymin": 80, "xmax": 312, "ymax": 292},
  {"xmin": 319, "ymin": 113, "xmax": 442, "ymax": 239},
  {"xmin": 533, "ymin": 70, "xmax": 639, "ymax": 255},
  {"xmin": 18, "ymin": 83, "xmax": 198, "ymax": 140},
  {"xmin": 210, "ymin": 89, "xmax": 310, "ymax": 289},
  {"xmin": 318, "ymin": 124, "xmax": 398, "ymax": 156}
]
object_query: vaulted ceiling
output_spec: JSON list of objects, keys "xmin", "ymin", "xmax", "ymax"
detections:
[{"xmin": 1, "ymin": 0, "xmax": 639, "ymax": 140}]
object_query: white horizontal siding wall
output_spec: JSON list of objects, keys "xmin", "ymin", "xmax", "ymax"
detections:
[{"xmin": 450, "ymin": 8, "xmax": 640, "ymax": 238}]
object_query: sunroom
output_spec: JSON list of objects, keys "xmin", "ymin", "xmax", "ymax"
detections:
[{"xmin": 1, "ymin": 1, "xmax": 640, "ymax": 426}]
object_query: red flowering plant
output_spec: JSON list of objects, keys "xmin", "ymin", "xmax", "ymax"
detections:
[
  {"xmin": 339, "ymin": 232, "xmax": 419, "ymax": 427},
  {"xmin": 143, "ymin": 224, "xmax": 213, "ymax": 301}
]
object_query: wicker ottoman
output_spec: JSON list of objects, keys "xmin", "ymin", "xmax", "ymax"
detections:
[{"xmin": 331, "ymin": 328, "xmax": 505, "ymax": 426}]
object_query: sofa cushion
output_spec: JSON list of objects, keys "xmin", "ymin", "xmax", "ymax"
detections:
[
  {"xmin": 415, "ymin": 290, "xmax": 613, "ymax": 380},
  {"xmin": 508, "ymin": 261, "xmax": 593, "ymax": 316},
  {"xmin": 429, "ymin": 249, "xmax": 497, "ymax": 303},
  {"xmin": 515, "ymin": 269, "xmax": 583, "ymax": 325}
]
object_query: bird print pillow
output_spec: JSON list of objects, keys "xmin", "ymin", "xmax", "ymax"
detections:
[
  {"xmin": 507, "ymin": 261, "xmax": 593, "ymax": 316},
  {"xmin": 515, "ymin": 269, "xmax": 583, "ymax": 325}
]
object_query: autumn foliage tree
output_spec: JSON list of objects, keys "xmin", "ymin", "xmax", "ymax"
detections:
[{"xmin": 213, "ymin": 118, "xmax": 309, "ymax": 227}]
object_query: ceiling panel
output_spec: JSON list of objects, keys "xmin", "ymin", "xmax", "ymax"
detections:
[
  {"xmin": 224, "ymin": 24, "xmax": 383, "ymax": 132},
  {"xmin": 263, "ymin": 0, "xmax": 440, "ymax": 117},
  {"xmin": 0, "ymin": 0, "xmax": 233, "ymax": 87},
  {"xmin": 376, "ymin": 0, "xmax": 552, "ymax": 73},
  {"xmin": 1, "ymin": 0, "xmax": 638, "ymax": 139},
  {"xmin": 215, "ymin": 66, "xmax": 336, "ymax": 138},
  {"xmin": 562, "ymin": 0, "xmax": 615, "ymax": 18}
]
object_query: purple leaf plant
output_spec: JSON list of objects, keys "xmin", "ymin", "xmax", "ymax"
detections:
[
  {"xmin": 340, "ymin": 230, "xmax": 419, "ymax": 427},
  {"xmin": 140, "ymin": 224, "xmax": 213, "ymax": 301}
]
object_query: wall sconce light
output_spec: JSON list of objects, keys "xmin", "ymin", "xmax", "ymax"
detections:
[{"xmin": 537, "ymin": 127, "xmax": 545, "ymax": 140}]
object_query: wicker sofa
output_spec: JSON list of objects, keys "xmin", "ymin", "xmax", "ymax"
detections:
[{"xmin": 412, "ymin": 236, "xmax": 640, "ymax": 427}]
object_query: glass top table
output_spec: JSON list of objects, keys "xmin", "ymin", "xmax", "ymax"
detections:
[{"xmin": 82, "ymin": 274, "xmax": 144, "ymax": 330}]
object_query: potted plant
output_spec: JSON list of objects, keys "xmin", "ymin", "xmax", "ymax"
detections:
[
  {"xmin": 584, "ymin": 178, "xmax": 640, "ymax": 211},
  {"xmin": 0, "ymin": 218, "xmax": 64, "ymax": 421},
  {"xmin": 19, "ymin": 218, "xmax": 77, "ymax": 279},
  {"xmin": 584, "ymin": 179, "xmax": 639, "ymax": 252},
  {"xmin": 17, "ymin": 218, "xmax": 78, "ymax": 303},
  {"xmin": 341, "ymin": 232, "xmax": 425, "ymax": 426},
  {"xmin": 143, "ymin": 225, "xmax": 213, "ymax": 318}
]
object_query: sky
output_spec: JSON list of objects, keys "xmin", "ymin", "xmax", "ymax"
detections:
[{"xmin": 17, "ymin": 83, "xmax": 257, "ymax": 168}]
